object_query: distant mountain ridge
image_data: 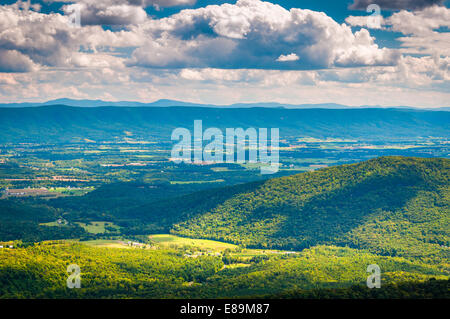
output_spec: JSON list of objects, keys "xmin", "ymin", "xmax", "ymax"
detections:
[
  {"xmin": 0, "ymin": 98, "xmax": 201, "ymax": 108},
  {"xmin": 0, "ymin": 105, "xmax": 449, "ymax": 143},
  {"xmin": 0, "ymin": 98, "xmax": 449, "ymax": 110}
]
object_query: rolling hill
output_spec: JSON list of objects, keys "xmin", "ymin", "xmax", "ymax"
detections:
[
  {"xmin": 2, "ymin": 156, "xmax": 448, "ymax": 265},
  {"xmin": 124, "ymin": 157, "xmax": 450, "ymax": 262},
  {"xmin": 0, "ymin": 156, "xmax": 448, "ymax": 298}
]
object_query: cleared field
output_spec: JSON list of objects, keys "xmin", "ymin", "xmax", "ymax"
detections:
[
  {"xmin": 210, "ymin": 167, "xmax": 229, "ymax": 172},
  {"xmin": 75, "ymin": 221, "xmax": 120, "ymax": 234},
  {"xmin": 49, "ymin": 186, "xmax": 94, "ymax": 196},
  {"xmin": 3, "ymin": 188, "xmax": 60, "ymax": 198},
  {"xmin": 149, "ymin": 234, "xmax": 237, "ymax": 251},
  {"xmin": 39, "ymin": 221, "xmax": 61, "ymax": 227},
  {"xmin": 81, "ymin": 239, "xmax": 133, "ymax": 249},
  {"xmin": 224, "ymin": 263, "xmax": 252, "ymax": 269},
  {"xmin": 148, "ymin": 235, "xmax": 299, "ymax": 259},
  {"xmin": 79, "ymin": 235, "xmax": 285, "ymax": 260}
]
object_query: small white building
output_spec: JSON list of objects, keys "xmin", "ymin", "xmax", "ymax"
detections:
[{"xmin": 132, "ymin": 242, "xmax": 144, "ymax": 247}]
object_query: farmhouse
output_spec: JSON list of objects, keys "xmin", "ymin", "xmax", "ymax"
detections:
[
  {"xmin": 57, "ymin": 218, "xmax": 68, "ymax": 225},
  {"xmin": 127, "ymin": 241, "xmax": 145, "ymax": 248}
]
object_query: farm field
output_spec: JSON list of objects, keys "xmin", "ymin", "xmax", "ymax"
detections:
[
  {"xmin": 75, "ymin": 222, "xmax": 120, "ymax": 234},
  {"xmin": 80, "ymin": 239, "xmax": 138, "ymax": 249},
  {"xmin": 71, "ymin": 235, "xmax": 298, "ymax": 263},
  {"xmin": 148, "ymin": 234, "xmax": 238, "ymax": 251}
]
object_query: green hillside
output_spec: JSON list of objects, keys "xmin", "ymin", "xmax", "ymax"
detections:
[
  {"xmin": 0, "ymin": 242, "xmax": 447, "ymax": 299},
  {"xmin": 1, "ymin": 156, "xmax": 448, "ymax": 264},
  {"xmin": 0, "ymin": 156, "xmax": 449, "ymax": 298},
  {"xmin": 171, "ymin": 157, "xmax": 449, "ymax": 263}
]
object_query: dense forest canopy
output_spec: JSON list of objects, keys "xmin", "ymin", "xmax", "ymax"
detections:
[
  {"xmin": 0, "ymin": 242, "xmax": 448, "ymax": 299},
  {"xmin": 169, "ymin": 157, "xmax": 449, "ymax": 260}
]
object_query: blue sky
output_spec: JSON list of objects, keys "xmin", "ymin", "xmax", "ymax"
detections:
[
  {"xmin": 145, "ymin": 0, "xmax": 357, "ymax": 20},
  {"xmin": 0, "ymin": 0, "xmax": 448, "ymax": 107}
]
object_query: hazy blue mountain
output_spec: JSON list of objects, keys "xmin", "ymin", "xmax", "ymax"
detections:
[
  {"xmin": 0, "ymin": 105, "xmax": 448, "ymax": 143},
  {"xmin": 0, "ymin": 98, "xmax": 201, "ymax": 108},
  {"xmin": 0, "ymin": 98, "xmax": 447, "ymax": 110}
]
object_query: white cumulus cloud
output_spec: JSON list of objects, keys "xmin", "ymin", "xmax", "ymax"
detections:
[
  {"xmin": 129, "ymin": 0, "xmax": 399, "ymax": 69},
  {"xmin": 277, "ymin": 53, "xmax": 300, "ymax": 62}
]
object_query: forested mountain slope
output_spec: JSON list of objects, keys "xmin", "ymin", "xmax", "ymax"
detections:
[
  {"xmin": 170, "ymin": 157, "xmax": 449, "ymax": 261},
  {"xmin": 0, "ymin": 156, "xmax": 448, "ymax": 298}
]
